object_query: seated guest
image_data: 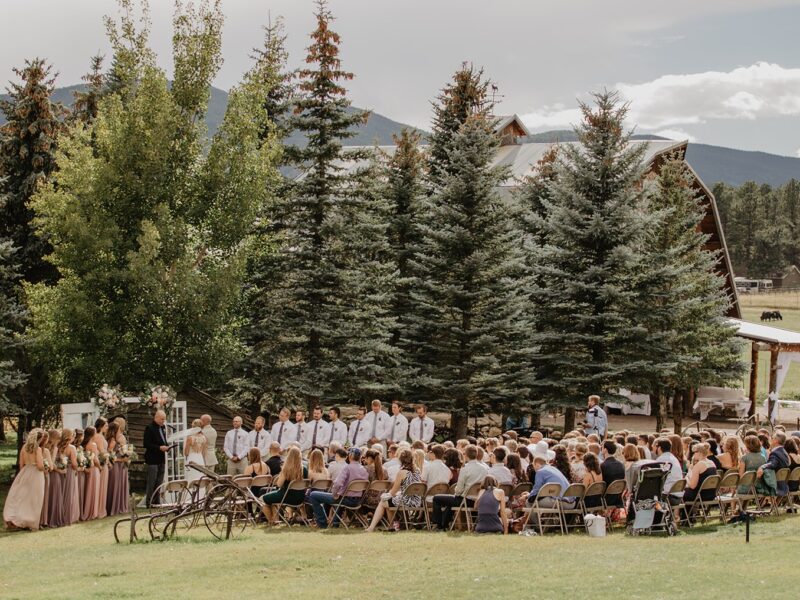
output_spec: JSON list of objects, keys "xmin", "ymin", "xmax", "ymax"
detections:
[
  {"xmin": 785, "ymin": 437, "xmax": 800, "ymax": 493},
  {"xmin": 365, "ymin": 449, "xmax": 423, "ymax": 532},
  {"xmin": 260, "ymin": 447, "xmax": 307, "ymax": 525},
  {"xmin": 309, "ymin": 448, "xmax": 369, "ymax": 529},
  {"xmin": 363, "ymin": 449, "xmax": 386, "ymax": 509},
  {"xmin": 718, "ymin": 436, "xmax": 740, "ymax": 471},
  {"xmin": 705, "ymin": 440, "xmax": 722, "ymax": 470},
  {"xmin": 244, "ymin": 448, "xmax": 270, "ymax": 496},
  {"xmin": 265, "ymin": 442, "xmax": 283, "ymax": 476},
  {"xmin": 384, "ymin": 444, "xmax": 401, "ymax": 481},
  {"xmin": 738, "ymin": 435, "xmax": 771, "ymax": 496},
  {"xmin": 474, "ymin": 476, "xmax": 507, "ymax": 534},
  {"xmin": 551, "ymin": 445, "xmax": 572, "ymax": 483},
  {"xmin": 570, "ymin": 443, "xmax": 588, "ymax": 482},
  {"xmin": 600, "ymin": 440, "xmax": 625, "ymax": 508},
  {"xmin": 637, "ymin": 434, "xmax": 652, "ymax": 460},
  {"xmin": 622, "ymin": 444, "xmax": 641, "ymax": 472},
  {"xmin": 307, "ymin": 448, "xmax": 330, "ymax": 483},
  {"xmin": 413, "ymin": 448, "xmax": 426, "ymax": 473},
  {"xmin": 505, "ymin": 453, "xmax": 526, "ymax": 485},
  {"xmin": 432, "ymin": 445, "xmax": 487, "ymax": 530},
  {"xmin": 758, "ymin": 432, "xmax": 791, "ymax": 497},
  {"xmin": 422, "ymin": 445, "xmax": 451, "ymax": 488},
  {"xmin": 518, "ymin": 445, "xmax": 530, "ymax": 471},
  {"xmin": 443, "ymin": 448, "xmax": 462, "ymax": 485},
  {"xmin": 487, "ymin": 448, "xmax": 514, "ymax": 485},
  {"xmin": 682, "ymin": 442, "xmax": 717, "ymax": 504},
  {"xmin": 582, "ymin": 452, "xmax": 604, "ymax": 508},
  {"xmin": 526, "ymin": 456, "xmax": 573, "ymax": 530},
  {"xmin": 327, "ymin": 447, "xmax": 348, "ymax": 483},
  {"xmin": 654, "ymin": 438, "xmax": 683, "ymax": 500}
]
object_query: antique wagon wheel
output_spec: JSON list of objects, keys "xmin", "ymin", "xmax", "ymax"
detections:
[{"xmin": 203, "ymin": 483, "xmax": 252, "ymax": 540}]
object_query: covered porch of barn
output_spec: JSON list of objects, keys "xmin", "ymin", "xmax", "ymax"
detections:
[{"xmin": 730, "ymin": 318, "xmax": 800, "ymax": 421}]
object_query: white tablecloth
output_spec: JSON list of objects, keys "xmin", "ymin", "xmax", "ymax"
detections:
[{"xmin": 606, "ymin": 391, "xmax": 651, "ymax": 416}]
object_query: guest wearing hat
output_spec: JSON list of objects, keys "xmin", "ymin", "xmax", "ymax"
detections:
[{"xmin": 308, "ymin": 447, "xmax": 369, "ymax": 529}]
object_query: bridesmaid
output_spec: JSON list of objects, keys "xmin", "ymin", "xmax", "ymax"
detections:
[
  {"xmin": 39, "ymin": 431, "xmax": 51, "ymax": 528},
  {"xmin": 60, "ymin": 428, "xmax": 81, "ymax": 525},
  {"xmin": 81, "ymin": 426, "xmax": 101, "ymax": 521},
  {"xmin": 47, "ymin": 429, "xmax": 66, "ymax": 528},
  {"xmin": 3, "ymin": 428, "xmax": 46, "ymax": 531},
  {"xmin": 92, "ymin": 418, "xmax": 109, "ymax": 519},
  {"xmin": 107, "ymin": 419, "xmax": 130, "ymax": 515},
  {"xmin": 74, "ymin": 429, "xmax": 86, "ymax": 517}
]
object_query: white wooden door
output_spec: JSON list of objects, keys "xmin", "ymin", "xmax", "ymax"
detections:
[{"xmin": 165, "ymin": 401, "xmax": 187, "ymax": 482}]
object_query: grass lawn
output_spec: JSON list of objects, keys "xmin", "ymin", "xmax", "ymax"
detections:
[{"xmin": 1, "ymin": 513, "xmax": 799, "ymax": 599}]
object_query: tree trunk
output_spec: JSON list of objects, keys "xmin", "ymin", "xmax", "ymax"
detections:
[
  {"xmin": 530, "ymin": 411, "xmax": 541, "ymax": 431},
  {"xmin": 672, "ymin": 390, "xmax": 684, "ymax": 434},
  {"xmin": 653, "ymin": 393, "xmax": 667, "ymax": 433},
  {"xmin": 450, "ymin": 411, "xmax": 468, "ymax": 440},
  {"xmin": 563, "ymin": 407, "xmax": 576, "ymax": 434},
  {"xmin": 0, "ymin": 415, "xmax": 5, "ymax": 442}
]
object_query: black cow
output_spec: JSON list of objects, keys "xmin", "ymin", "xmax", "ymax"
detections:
[{"xmin": 761, "ymin": 310, "xmax": 783, "ymax": 322}]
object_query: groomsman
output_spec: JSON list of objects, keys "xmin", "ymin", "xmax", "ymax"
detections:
[
  {"xmin": 409, "ymin": 404, "xmax": 435, "ymax": 444},
  {"xmin": 293, "ymin": 409, "xmax": 308, "ymax": 446},
  {"xmin": 223, "ymin": 416, "xmax": 250, "ymax": 476},
  {"xmin": 200, "ymin": 414, "xmax": 218, "ymax": 470},
  {"xmin": 327, "ymin": 407, "xmax": 348, "ymax": 447},
  {"xmin": 270, "ymin": 408, "xmax": 297, "ymax": 450},
  {"xmin": 248, "ymin": 415, "xmax": 271, "ymax": 456},
  {"xmin": 302, "ymin": 406, "xmax": 331, "ymax": 454},
  {"xmin": 386, "ymin": 401, "xmax": 409, "ymax": 445},
  {"xmin": 362, "ymin": 400, "xmax": 390, "ymax": 446},
  {"xmin": 348, "ymin": 407, "xmax": 368, "ymax": 447}
]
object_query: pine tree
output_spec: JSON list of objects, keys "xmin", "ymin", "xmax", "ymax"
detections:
[
  {"xmin": 530, "ymin": 91, "xmax": 651, "ymax": 432},
  {"xmin": 250, "ymin": 15, "xmax": 295, "ymax": 144},
  {"xmin": 0, "ymin": 238, "xmax": 27, "ymax": 415},
  {"xmin": 71, "ymin": 54, "xmax": 105, "ymax": 124},
  {"xmin": 0, "ymin": 58, "xmax": 63, "ymax": 286},
  {"xmin": 239, "ymin": 0, "xmax": 395, "ymax": 411},
  {"xmin": 407, "ymin": 113, "xmax": 534, "ymax": 438}
]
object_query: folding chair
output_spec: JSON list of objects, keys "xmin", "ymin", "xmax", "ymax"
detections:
[
  {"xmin": 233, "ymin": 476, "xmax": 253, "ymax": 489},
  {"xmin": 327, "ymin": 479, "xmax": 370, "ymax": 529},
  {"xmin": 523, "ymin": 482, "xmax": 564, "ymax": 535},
  {"xmin": 449, "ymin": 482, "xmax": 482, "ymax": 531},
  {"xmin": 602, "ymin": 480, "xmax": 627, "ymax": 532},
  {"xmin": 734, "ymin": 471, "xmax": 758, "ymax": 511},
  {"xmin": 250, "ymin": 474, "xmax": 272, "ymax": 490},
  {"xmin": 667, "ymin": 479, "xmax": 686, "ymax": 528},
  {"xmin": 684, "ymin": 474, "xmax": 721, "ymax": 525},
  {"xmin": 771, "ymin": 468, "xmax": 791, "ymax": 514},
  {"xmin": 716, "ymin": 471, "xmax": 740, "ymax": 523},
  {"xmin": 423, "ymin": 483, "xmax": 450, "ymax": 531},
  {"xmin": 582, "ymin": 481, "xmax": 606, "ymax": 517},
  {"xmin": 787, "ymin": 467, "xmax": 800, "ymax": 511},
  {"xmin": 558, "ymin": 483, "xmax": 586, "ymax": 533},
  {"xmin": 396, "ymin": 482, "xmax": 429, "ymax": 530},
  {"xmin": 309, "ymin": 478, "xmax": 333, "ymax": 492},
  {"xmin": 498, "ymin": 484, "xmax": 514, "ymax": 499},
  {"xmin": 151, "ymin": 479, "xmax": 190, "ymax": 509},
  {"xmin": 274, "ymin": 479, "xmax": 311, "ymax": 526}
]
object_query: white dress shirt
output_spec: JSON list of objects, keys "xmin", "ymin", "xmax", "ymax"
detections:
[
  {"xmin": 422, "ymin": 459, "xmax": 451, "ymax": 487},
  {"xmin": 223, "ymin": 427, "xmax": 250, "ymax": 460},
  {"xmin": 384, "ymin": 458, "xmax": 401, "ymax": 482},
  {"xmin": 348, "ymin": 419, "xmax": 369, "ymax": 447},
  {"xmin": 248, "ymin": 427, "xmax": 271, "ymax": 455},
  {"xmin": 293, "ymin": 421, "xmax": 307, "ymax": 446},
  {"xmin": 361, "ymin": 410, "xmax": 390, "ymax": 442},
  {"xmin": 327, "ymin": 420, "xmax": 348, "ymax": 446},
  {"xmin": 487, "ymin": 463, "xmax": 514, "ymax": 485},
  {"xmin": 408, "ymin": 416, "xmax": 435, "ymax": 443},
  {"xmin": 301, "ymin": 418, "xmax": 331, "ymax": 451},
  {"xmin": 270, "ymin": 420, "xmax": 298, "ymax": 450},
  {"xmin": 386, "ymin": 414, "xmax": 409, "ymax": 444}
]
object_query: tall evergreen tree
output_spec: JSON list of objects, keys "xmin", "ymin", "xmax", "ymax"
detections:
[
  {"xmin": 407, "ymin": 112, "xmax": 534, "ymax": 438},
  {"xmin": 27, "ymin": 0, "xmax": 279, "ymax": 400},
  {"xmin": 71, "ymin": 54, "xmax": 105, "ymax": 125},
  {"xmin": 239, "ymin": 0, "xmax": 395, "ymax": 411},
  {"xmin": 0, "ymin": 58, "xmax": 63, "ymax": 286},
  {"xmin": 530, "ymin": 91, "xmax": 651, "ymax": 431},
  {"xmin": 0, "ymin": 238, "xmax": 27, "ymax": 417}
]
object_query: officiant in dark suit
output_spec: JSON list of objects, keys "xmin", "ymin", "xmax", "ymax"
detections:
[{"xmin": 143, "ymin": 410, "xmax": 169, "ymax": 507}]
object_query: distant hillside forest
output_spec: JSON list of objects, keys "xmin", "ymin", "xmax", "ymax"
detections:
[{"xmin": 714, "ymin": 179, "xmax": 800, "ymax": 279}]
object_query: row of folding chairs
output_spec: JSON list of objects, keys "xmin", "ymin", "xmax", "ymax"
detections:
[{"xmin": 523, "ymin": 480, "xmax": 627, "ymax": 536}]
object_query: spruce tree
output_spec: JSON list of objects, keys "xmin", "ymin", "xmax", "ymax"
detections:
[
  {"xmin": 239, "ymin": 0, "xmax": 395, "ymax": 411},
  {"xmin": 0, "ymin": 58, "xmax": 63, "ymax": 286},
  {"xmin": 408, "ymin": 113, "xmax": 534, "ymax": 438},
  {"xmin": 530, "ymin": 91, "xmax": 651, "ymax": 431},
  {"xmin": 0, "ymin": 238, "xmax": 27, "ymax": 415},
  {"xmin": 71, "ymin": 54, "xmax": 105, "ymax": 125},
  {"xmin": 636, "ymin": 157, "xmax": 744, "ymax": 431}
]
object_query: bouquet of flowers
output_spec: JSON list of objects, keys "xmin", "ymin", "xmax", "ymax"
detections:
[
  {"xmin": 93, "ymin": 384, "xmax": 124, "ymax": 416},
  {"xmin": 43, "ymin": 458, "xmax": 51, "ymax": 471},
  {"xmin": 76, "ymin": 448, "xmax": 86, "ymax": 469},
  {"xmin": 99, "ymin": 452, "xmax": 113, "ymax": 467},
  {"xmin": 56, "ymin": 454, "xmax": 69, "ymax": 471},
  {"xmin": 84, "ymin": 451, "xmax": 95, "ymax": 468},
  {"xmin": 117, "ymin": 443, "xmax": 138, "ymax": 462},
  {"xmin": 141, "ymin": 385, "xmax": 176, "ymax": 413}
]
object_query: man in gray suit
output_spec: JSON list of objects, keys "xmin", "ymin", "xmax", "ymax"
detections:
[{"xmin": 200, "ymin": 414, "xmax": 218, "ymax": 471}]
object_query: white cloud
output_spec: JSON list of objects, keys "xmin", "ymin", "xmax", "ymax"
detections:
[
  {"xmin": 654, "ymin": 129, "xmax": 697, "ymax": 142},
  {"xmin": 521, "ymin": 62, "xmax": 800, "ymax": 134}
]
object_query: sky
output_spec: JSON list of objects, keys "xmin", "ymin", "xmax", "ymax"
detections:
[{"xmin": 3, "ymin": 0, "xmax": 800, "ymax": 156}]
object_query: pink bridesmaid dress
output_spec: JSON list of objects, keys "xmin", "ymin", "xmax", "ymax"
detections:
[
  {"xmin": 3, "ymin": 450, "xmax": 45, "ymax": 531},
  {"xmin": 97, "ymin": 437, "xmax": 109, "ymax": 519}
]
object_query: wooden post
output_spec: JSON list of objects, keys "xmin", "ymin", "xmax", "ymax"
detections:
[
  {"xmin": 748, "ymin": 343, "xmax": 759, "ymax": 417},
  {"xmin": 768, "ymin": 347, "xmax": 779, "ymax": 421}
]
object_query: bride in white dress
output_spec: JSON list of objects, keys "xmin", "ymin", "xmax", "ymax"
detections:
[{"xmin": 183, "ymin": 419, "xmax": 207, "ymax": 497}]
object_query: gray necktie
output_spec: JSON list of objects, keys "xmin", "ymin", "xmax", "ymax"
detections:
[
  {"xmin": 312, "ymin": 421, "xmax": 319, "ymax": 447},
  {"xmin": 370, "ymin": 413, "xmax": 377, "ymax": 438},
  {"xmin": 255, "ymin": 430, "xmax": 260, "ymax": 448},
  {"xmin": 296, "ymin": 424, "xmax": 302, "ymax": 442},
  {"xmin": 278, "ymin": 422, "xmax": 284, "ymax": 444},
  {"xmin": 329, "ymin": 422, "xmax": 335, "ymax": 444},
  {"xmin": 390, "ymin": 418, "xmax": 397, "ymax": 442},
  {"xmin": 352, "ymin": 422, "xmax": 359, "ymax": 445},
  {"xmin": 419, "ymin": 419, "xmax": 423, "ymax": 440},
  {"xmin": 233, "ymin": 428, "xmax": 239, "ymax": 456}
]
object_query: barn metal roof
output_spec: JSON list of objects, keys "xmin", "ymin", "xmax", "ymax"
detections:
[{"xmin": 730, "ymin": 318, "xmax": 800, "ymax": 346}]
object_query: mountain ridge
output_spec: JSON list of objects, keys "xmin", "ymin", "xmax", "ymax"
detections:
[{"xmin": 2, "ymin": 84, "xmax": 798, "ymax": 188}]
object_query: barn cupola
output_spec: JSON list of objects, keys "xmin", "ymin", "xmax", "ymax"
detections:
[{"xmin": 493, "ymin": 114, "xmax": 530, "ymax": 146}]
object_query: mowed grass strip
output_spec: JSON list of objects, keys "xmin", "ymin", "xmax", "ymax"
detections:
[{"xmin": 0, "ymin": 514, "xmax": 798, "ymax": 600}]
